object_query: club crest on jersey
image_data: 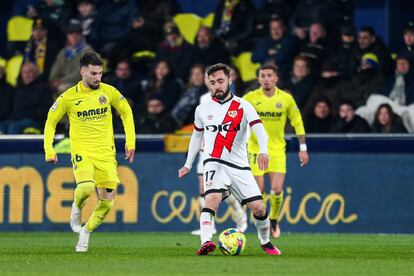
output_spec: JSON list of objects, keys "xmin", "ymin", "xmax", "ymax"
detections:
[
  {"xmin": 276, "ymin": 102, "xmax": 282, "ymax": 109},
  {"xmin": 98, "ymin": 95, "xmax": 107, "ymax": 104},
  {"xmin": 228, "ymin": 110, "xmax": 238, "ymax": 118}
]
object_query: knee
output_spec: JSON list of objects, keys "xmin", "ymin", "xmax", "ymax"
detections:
[
  {"xmin": 76, "ymin": 182, "xmax": 95, "ymax": 197},
  {"xmin": 251, "ymin": 204, "xmax": 267, "ymax": 218},
  {"xmin": 97, "ymin": 199, "xmax": 114, "ymax": 214}
]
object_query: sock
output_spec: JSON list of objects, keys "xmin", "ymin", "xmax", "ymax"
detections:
[
  {"xmin": 85, "ymin": 199, "xmax": 114, "ymax": 232},
  {"xmin": 269, "ymin": 190, "xmax": 284, "ymax": 220},
  {"xmin": 199, "ymin": 194, "xmax": 205, "ymax": 208},
  {"xmin": 224, "ymin": 194, "xmax": 245, "ymax": 222},
  {"xmin": 200, "ymin": 208, "xmax": 215, "ymax": 244},
  {"xmin": 254, "ymin": 211, "xmax": 270, "ymax": 245},
  {"xmin": 74, "ymin": 182, "xmax": 95, "ymax": 209}
]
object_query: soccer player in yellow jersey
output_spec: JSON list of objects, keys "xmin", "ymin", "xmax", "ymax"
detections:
[
  {"xmin": 243, "ymin": 64, "xmax": 309, "ymax": 238},
  {"xmin": 43, "ymin": 52, "xmax": 136, "ymax": 252}
]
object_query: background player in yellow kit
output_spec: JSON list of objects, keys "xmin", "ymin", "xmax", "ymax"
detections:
[
  {"xmin": 243, "ymin": 64, "xmax": 309, "ymax": 238},
  {"xmin": 44, "ymin": 52, "xmax": 135, "ymax": 252}
]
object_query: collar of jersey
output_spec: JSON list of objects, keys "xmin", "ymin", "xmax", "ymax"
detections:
[
  {"xmin": 76, "ymin": 81, "xmax": 99, "ymax": 93},
  {"xmin": 259, "ymin": 86, "xmax": 279, "ymax": 98},
  {"xmin": 211, "ymin": 94, "xmax": 233, "ymax": 104}
]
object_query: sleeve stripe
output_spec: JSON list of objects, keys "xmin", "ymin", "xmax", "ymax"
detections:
[
  {"xmin": 249, "ymin": 119, "xmax": 262, "ymax": 127},
  {"xmin": 194, "ymin": 125, "xmax": 203, "ymax": 131}
]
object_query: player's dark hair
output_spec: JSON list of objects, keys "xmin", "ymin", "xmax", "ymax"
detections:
[
  {"xmin": 206, "ymin": 63, "xmax": 231, "ymax": 77},
  {"xmin": 258, "ymin": 64, "xmax": 279, "ymax": 76},
  {"xmin": 80, "ymin": 52, "xmax": 102, "ymax": 68},
  {"xmin": 339, "ymin": 100, "xmax": 356, "ymax": 110}
]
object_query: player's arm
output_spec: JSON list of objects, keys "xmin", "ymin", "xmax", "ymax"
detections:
[
  {"xmin": 111, "ymin": 88, "xmax": 136, "ymax": 163},
  {"xmin": 44, "ymin": 96, "xmax": 67, "ymax": 163},
  {"xmin": 287, "ymin": 96, "xmax": 309, "ymax": 167},
  {"xmin": 244, "ymin": 101, "xmax": 269, "ymax": 171},
  {"xmin": 179, "ymin": 107, "xmax": 204, "ymax": 178}
]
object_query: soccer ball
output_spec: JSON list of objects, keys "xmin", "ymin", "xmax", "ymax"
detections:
[{"xmin": 218, "ymin": 228, "xmax": 246, "ymax": 256}]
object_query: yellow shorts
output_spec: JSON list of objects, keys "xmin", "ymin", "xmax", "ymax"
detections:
[
  {"xmin": 71, "ymin": 152, "xmax": 119, "ymax": 189},
  {"xmin": 248, "ymin": 150, "xmax": 286, "ymax": 176}
]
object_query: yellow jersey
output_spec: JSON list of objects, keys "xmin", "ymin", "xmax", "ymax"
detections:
[
  {"xmin": 243, "ymin": 87, "xmax": 305, "ymax": 153},
  {"xmin": 44, "ymin": 81, "xmax": 135, "ymax": 160}
]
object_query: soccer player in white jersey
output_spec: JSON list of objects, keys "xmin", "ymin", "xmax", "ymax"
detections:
[{"xmin": 179, "ymin": 63, "xmax": 281, "ymax": 256}]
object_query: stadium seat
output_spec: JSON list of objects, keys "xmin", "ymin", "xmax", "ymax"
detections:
[
  {"xmin": 132, "ymin": 50, "xmax": 156, "ymax": 61},
  {"xmin": 173, "ymin": 13, "xmax": 201, "ymax": 44},
  {"xmin": 23, "ymin": 127, "xmax": 41, "ymax": 134},
  {"xmin": 231, "ymin": 52, "xmax": 260, "ymax": 82},
  {"xmin": 7, "ymin": 16, "xmax": 33, "ymax": 42},
  {"xmin": 0, "ymin": 57, "xmax": 6, "ymax": 68},
  {"xmin": 201, "ymin": 13, "xmax": 215, "ymax": 28},
  {"xmin": 6, "ymin": 55, "xmax": 23, "ymax": 87}
]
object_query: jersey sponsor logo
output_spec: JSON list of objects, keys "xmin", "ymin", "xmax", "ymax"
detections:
[
  {"xmin": 98, "ymin": 95, "xmax": 107, "ymax": 104},
  {"xmin": 210, "ymin": 100, "xmax": 244, "ymax": 158},
  {"xmin": 77, "ymin": 107, "xmax": 108, "ymax": 122},
  {"xmin": 257, "ymin": 111, "xmax": 282, "ymax": 118},
  {"xmin": 50, "ymin": 100, "xmax": 58, "ymax": 111},
  {"xmin": 205, "ymin": 123, "xmax": 240, "ymax": 132}
]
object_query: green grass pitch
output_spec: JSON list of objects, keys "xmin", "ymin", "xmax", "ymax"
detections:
[{"xmin": 1, "ymin": 232, "xmax": 413, "ymax": 275}]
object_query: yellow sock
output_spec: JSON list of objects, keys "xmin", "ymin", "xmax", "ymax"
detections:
[
  {"xmin": 74, "ymin": 182, "xmax": 95, "ymax": 209},
  {"xmin": 269, "ymin": 191, "xmax": 284, "ymax": 220},
  {"xmin": 85, "ymin": 199, "xmax": 114, "ymax": 232}
]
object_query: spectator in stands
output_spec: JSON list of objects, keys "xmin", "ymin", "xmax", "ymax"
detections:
[
  {"xmin": 282, "ymin": 56, "xmax": 316, "ymax": 111},
  {"xmin": 0, "ymin": 63, "xmax": 51, "ymax": 134},
  {"xmin": 334, "ymin": 101, "xmax": 370, "ymax": 133},
  {"xmin": 328, "ymin": 25, "xmax": 359, "ymax": 78},
  {"xmin": 136, "ymin": 94, "xmax": 177, "ymax": 134},
  {"xmin": 339, "ymin": 53, "xmax": 386, "ymax": 108},
  {"xmin": 304, "ymin": 95, "xmax": 337, "ymax": 133},
  {"xmin": 0, "ymin": 65, "xmax": 13, "ymax": 122},
  {"xmin": 371, "ymin": 104, "xmax": 408, "ymax": 133},
  {"xmin": 171, "ymin": 64, "xmax": 206, "ymax": 127},
  {"xmin": 299, "ymin": 22, "xmax": 329, "ymax": 75},
  {"xmin": 74, "ymin": 0, "xmax": 97, "ymax": 44},
  {"xmin": 379, "ymin": 56, "xmax": 414, "ymax": 106},
  {"xmin": 155, "ymin": 22, "xmax": 193, "ymax": 81},
  {"xmin": 212, "ymin": 0, "xmax": 254, "ymax": 53},
  {"xmin": 190, "ymin": 26, "xmax": 230, "ymax": 68},
  {"xmin": 357, "ymin": 26, "xmax": 393, "ymax": 76},
  {"xmin": 104, "ymin": 60, "xmax": 143, "ymax": 112},
  {"xmin": 23, "ymin": 18, "xmax": 61, "ymax": 80},
  {"xmin": 252, "ymin": 17, "xmax": 298, "ymax": 79},
  {"xmin": 89, "ymin": 0, "xmax": 137, "ymax": 58},
  {"xmin": 26, "ymin": 0, "xmax": 72, "ymax": 34},
  {"xmin": 398, "ymin": 22, "xmax": 414, "ymax": 63},
  {"xmin": 143, "ymin": 60, "xmax": 183, "ymax": 113},
  {"xmin": 49, "ymin": 21, "xmax": 93, "ymax": 94}
]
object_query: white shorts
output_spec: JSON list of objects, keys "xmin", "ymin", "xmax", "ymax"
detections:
[
  {"xmin": 196, "ymin": 150, "xmax": 207, "ymax": 175},
  {"xmin": 202, "ymin": 159, "xmax": 262, "ymax": 205}
]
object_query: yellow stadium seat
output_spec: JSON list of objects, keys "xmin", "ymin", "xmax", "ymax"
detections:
[
  {"xmin": 6, "ymin": 55, "xmax": 24, "ymax": 87},
  {"xmin": 173, "ymin": 13, "xmax": 201, "ymax": 44},
  {"xmin": 7, "ymin": 16, "xmax": 33, "ymax": 42},
  {"xmin": 0, "ymin": 57, "xmax": 6, "ymax": 68},
  {"xmin": 231, "ymin": 52, "xmax": 260, "ymax": 82},
  {"xmin": 201, "ymin": 13, "xmax": 215, "ymax": 28},
  {"xmin": 132, "ymin": 50, "xmax": 156, "ymax": 60}
]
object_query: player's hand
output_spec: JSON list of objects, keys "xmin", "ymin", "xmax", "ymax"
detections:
[
  {"xmin": 257, "ymin": 153, "xmax": 269, "ymax": 171},
  {"xmin": 299, "ymin": 151, "xmax": 309, "ymax": 167},
  {"xmin": 46, "ymin": 156, "xmax": 58, "ymax": 164},
  {"xmin": 178, "ymin": 166, "xmax": 190, "ymax": 178},
  {"xmin": 125, "ymin": 145, "xmax": 135, "ymax": 163}
]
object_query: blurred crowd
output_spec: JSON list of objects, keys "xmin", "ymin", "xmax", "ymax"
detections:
[{"xmin": 0, "ymin": 0, "xmax": 413, "ymax": 135}]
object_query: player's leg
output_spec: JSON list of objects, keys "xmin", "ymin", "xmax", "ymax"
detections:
[
  {"xmin": 224, "ymin": 193, "xmax": 247, "ymax": 232},
  {"xmin": 268, "ymin": 172, "xmax": 285, "ymax": 238},
  {"xmin": 192, "ymin": 175, "xmax": 217, "ymax": 235},
  {"xmin": 198, "ymin": 192, "xmax": 221, "ymax": 255},
  {"xmin": 76, "ymin": 182, "xmax": 117, "ymax": 252},
  {"xmin": 71, "ymin": 154, "xmax": 95, "ymax": 233}
]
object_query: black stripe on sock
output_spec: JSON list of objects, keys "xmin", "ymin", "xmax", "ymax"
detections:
[
  {"xmin": 201, "ymin": 208, "xmax": 216, "ymax": 216},
  {"xmin": 254, "ymin": 210, "xmax": 268, "ymax": 221}
]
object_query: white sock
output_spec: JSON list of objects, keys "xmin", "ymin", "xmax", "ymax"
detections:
[
  {"xmin": 200, "ymin": 209, "xmax": 215, "ymax": 244},
  {"xmin": 253, "ymin": 212, "xmax": 270, "ymax": 245},
  {"xmin": 199, "ymin": 195, "xmax": 205, "ymax": 208}
]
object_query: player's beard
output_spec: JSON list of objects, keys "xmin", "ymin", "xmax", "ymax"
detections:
[
  {"xmin": 212, "ymin": 84, "xmax": 230, "ymax": 101},
  {"xmin": 88, "ymin": 81, "xmax": 100, "ymax": 90}
]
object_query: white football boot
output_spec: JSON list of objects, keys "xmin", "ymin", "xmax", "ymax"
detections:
[
  {"xmin": 76, "ymin": 226, "xmax": 91, "ymax": 252},
  {"xmin": 70, "ymin": 202, "xmax": 82, "ymax": 233}
]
